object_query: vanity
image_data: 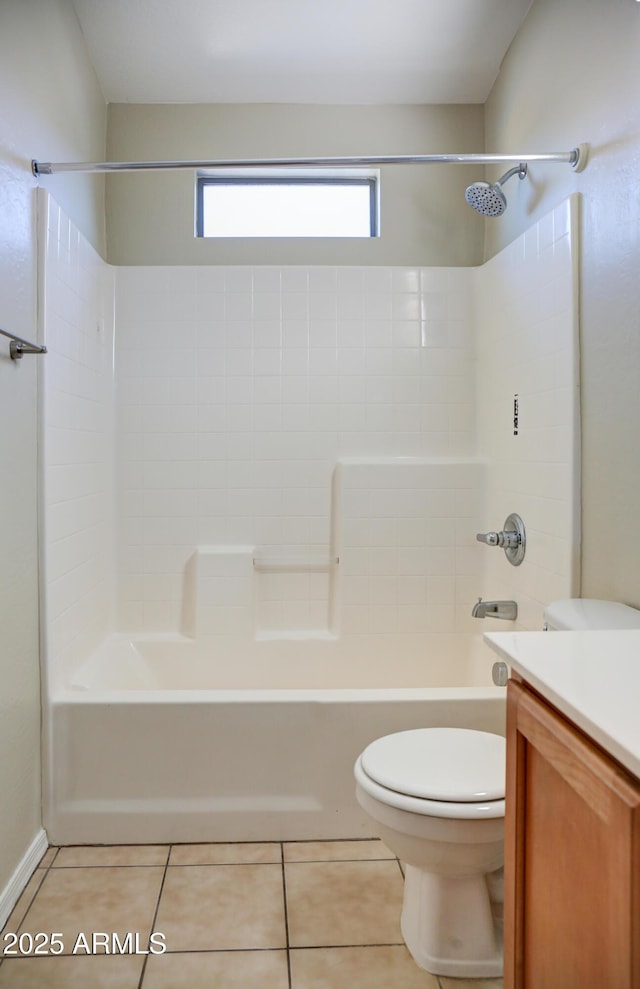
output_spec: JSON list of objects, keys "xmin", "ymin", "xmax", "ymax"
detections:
[{"xmin": 486, "ymin": 629, "xmax": 640, "ymax": 989}]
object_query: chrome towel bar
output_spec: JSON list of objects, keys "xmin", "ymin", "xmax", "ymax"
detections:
[{"xmin": 0, "ymin": 327, "xmax": 47, "ymax": 360}]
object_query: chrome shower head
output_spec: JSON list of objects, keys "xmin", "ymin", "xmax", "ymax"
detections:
[{"xmin": 465, "ymin": 163, "xmax": 528, "ymax": 217}]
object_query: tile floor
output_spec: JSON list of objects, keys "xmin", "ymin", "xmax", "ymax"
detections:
[{"xmin": 0, "ymin": 840, "xmax": 503, "ymax": 988}]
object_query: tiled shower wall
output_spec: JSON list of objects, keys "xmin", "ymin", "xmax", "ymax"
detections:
[
  {"xmin": 337, "ymin": 459, "xmax": 484, "ymax": 635},
  {"xmin": 474, "ymin": 196, "xmax": 580, "ymax": 629},
  {"xmin": 39, "ymin": 194, "xmax": 579, "ymax": 651},
  {"xmin": 115, "ymin": 266, "xmax": 476, "ymax": 633},
  {"xmin": 39, "ymin": 192, "xmax": 115, "ymax": 686}
]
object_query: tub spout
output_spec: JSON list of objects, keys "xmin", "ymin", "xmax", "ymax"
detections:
[{"xmin": 471, "ymin": 598, "xmax": 518, "ymax": 621}]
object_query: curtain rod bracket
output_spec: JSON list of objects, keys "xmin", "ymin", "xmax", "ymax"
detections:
[{"xmin": 0, "ymin": 327, "xmax": 47, "ymax": 360}]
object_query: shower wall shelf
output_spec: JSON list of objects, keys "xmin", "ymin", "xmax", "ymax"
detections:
[
  {"xmin": 0, "ymin": 327, "xmax": 47, "ymax": 360},
  {"xmin": 253, "ymin": 554, "xmax": 339, "ymax": 574}
]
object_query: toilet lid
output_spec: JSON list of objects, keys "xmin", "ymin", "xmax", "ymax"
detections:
[{"xmin": 360, "ymin": 728, "xmax": 506, "ymax": 803}]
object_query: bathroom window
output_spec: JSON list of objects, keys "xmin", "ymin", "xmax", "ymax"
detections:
[{"xmin": 196, "ymin": 169, "xmax": 379, "ymax": 238}]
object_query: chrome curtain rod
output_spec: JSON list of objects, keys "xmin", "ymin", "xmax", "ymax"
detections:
[{"xmin": 32, "ymin": 145, "xmax": 588, "ymax": 176}]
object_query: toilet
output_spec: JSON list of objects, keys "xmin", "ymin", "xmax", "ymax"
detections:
[
  {"xmin": 354, "ymin": 598, "xmax": 640, "ymax": 979},
  {"xmin": 543, "ymin": 597, "xmax": 640, "ymax": 631},
  {"xmin": 355, "ymin": 727, "xmax": 505, "ymax": 978}
]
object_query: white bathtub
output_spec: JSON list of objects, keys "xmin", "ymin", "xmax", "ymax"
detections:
[{"xmin": 45, "ymin": 633, "xmax": 505, "ymax": 845}]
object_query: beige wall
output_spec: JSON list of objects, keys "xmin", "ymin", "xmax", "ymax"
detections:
[
  {"xmin": 0, "ymin": 0, "xmax": 105, "ymax": 897},
  {"xmin": 485, "ymin": 0, "xmax": 640, "ymax": 607},
  {"xmin": 106, "ymin": 103, "xmax": 485, "ymax": 266}
]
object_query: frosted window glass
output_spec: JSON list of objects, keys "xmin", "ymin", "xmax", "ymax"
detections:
[{"xmin": 199, "ymin": 181, "xmax": 375, "ymax": 238}]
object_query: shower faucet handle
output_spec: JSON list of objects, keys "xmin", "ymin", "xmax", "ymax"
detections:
[
  {"xmin": 475, "ymin": 513, "xmax": 526, "ymax": 567},
  {"xmin": 476, "ymin": 529, "xmax": 519, "ymax": 549},
  {"xmin": 476, "ymin": 530, "xmax": 501, "ymax": 546}
]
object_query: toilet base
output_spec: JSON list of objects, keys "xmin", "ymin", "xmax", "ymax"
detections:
[{"xmin": 401, "ymin": 865, "xmax": 503, "ymax": 978}]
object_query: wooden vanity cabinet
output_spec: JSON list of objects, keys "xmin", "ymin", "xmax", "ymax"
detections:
[{"xmin": 504, "ymin": 678, "xmax": 640, "ymax": 989}]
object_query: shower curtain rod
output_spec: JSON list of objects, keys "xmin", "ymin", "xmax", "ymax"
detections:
[{"xmin": 32, "ymin": 146, "xmax": 588, "ymax": 176}]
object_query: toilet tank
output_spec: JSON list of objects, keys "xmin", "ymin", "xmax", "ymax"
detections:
[{"xmin": 544, "ymin": 598, "xmax": 640, "ymax": 631}]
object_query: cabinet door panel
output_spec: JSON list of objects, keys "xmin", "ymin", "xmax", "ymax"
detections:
[{"xmin": 504, "ymin": 680, "xmax": 640, "ymax": 989}]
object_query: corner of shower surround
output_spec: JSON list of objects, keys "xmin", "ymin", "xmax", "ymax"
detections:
[
  {"xmin": 472, "ymin": 194, "xmax": 581, "ymax": 630},
  {"xmin": 38, "ymin": 190, "xmax": 117, "ymax": 694}
]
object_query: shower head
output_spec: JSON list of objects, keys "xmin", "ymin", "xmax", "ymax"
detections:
[{"xmin": 465, "ymin": 163, "xmax": 528, "ymax": 217}]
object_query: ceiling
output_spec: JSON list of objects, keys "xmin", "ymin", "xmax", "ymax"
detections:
[{"xmin": 71, "ymin": 0, "xmax": 534, "ymax": 105}]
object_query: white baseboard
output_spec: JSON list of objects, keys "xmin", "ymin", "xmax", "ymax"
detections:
[{"xmin": 0, "ymin": 829, "xmax": 48, "ymax": 931}]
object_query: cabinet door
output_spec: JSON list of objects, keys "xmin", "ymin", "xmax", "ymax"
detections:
[{"xmin": 504, "ymin": 679, "xmax": 640, "ymax": 989}]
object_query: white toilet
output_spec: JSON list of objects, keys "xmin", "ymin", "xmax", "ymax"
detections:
[
  {"xmin": 354, "ymin": 598, "xmax": 640, "ymax": 979},
  {"xmin": 355, "ymin": 727, "xmax": 505, "ymax": 978},
  {"xmin": 543, "ymin": 597, "xmax": 640, "ymax": 631}
]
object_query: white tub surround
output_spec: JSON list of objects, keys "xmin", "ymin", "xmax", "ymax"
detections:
[
  {"xmin": 39, "ymin": 197, "xmax": 581, "ymax": 846},
  {"xmin": 111, "ymin": 200, "xmax": 579, "ymax": 639},
  {"xmin": 39, "ymin": 190, "xmax": 116, "ymax": 691},
  {"xmin": 474, "ymin": 196, "xmax": 580, "ymax": 631},
  {"xmin": 336, "ymin": 458, "xmax": 483, "ymax": 637},
  {"xmin": 65, "ymin": 631, "xmax": 494, "ymax": 694},
  {"xmin": 40, "ymin": 195, "xmax": 580, "ymax": 661},
  {"xmin": 47, "ymin": 633, "xmax": 504, "ymax": 844},
  {"xmin": 115, "ymin": 263, "xmax": 477, "ymax": 636},
  {"xmin": 485, "ymin": 629, "xmax": 640, "ymax": 778},
  {"xmin": 165, "ymin": 457, "xmax": 485, "ymax": 644}
]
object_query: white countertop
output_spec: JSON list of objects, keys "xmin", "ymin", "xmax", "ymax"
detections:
[{"xmin": 484, "ymin": 629, "xmax": 640, "ymax": 780}]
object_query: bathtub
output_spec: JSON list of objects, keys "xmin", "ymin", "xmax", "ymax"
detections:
[{"xmin": 44, "ymin": 632, "xmax": 505, "ymax": 845}]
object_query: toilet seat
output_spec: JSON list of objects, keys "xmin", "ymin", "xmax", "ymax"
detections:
[
  {"xmin": 356, "ymin": 728, "xmax": 506, "ymax": 820},
  {"xmin": 362, "ymin": 728, "xmax": 506, "ymax": 802}
]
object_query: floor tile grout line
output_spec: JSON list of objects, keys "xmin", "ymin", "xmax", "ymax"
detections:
[
  {"xmin": 2, "ymin": 947, "xmax": 292, "ymax": 957},
  {"xmin": 284, "ymin": 838, "xmax": 382, "ymax": 843},
  {"xmin": 0, "ymin": 942, "xmax": 408, "ymax": 959},
  {"xmin": 136, "ymin": 844, "xmax": 171, "ymax": 989},
  {"xmin": 290, "ymin": 942, "xmax": 405, "ymax": 951},
  {"xmin": 52, "ymin": 843, "xmax": 165, "ymax": 848},
  {"xmin": 48, "ymin": 857, "xmax": 394, "ymax": 868},
  {"xmin": 284, "ymin": 855, "xmax": 396, "ymax": 865},
  {"xmin": 146, "ymin": 946, "xmax": 288, "ymax": 956},
  {"xmin": 167, "ymin": 860, "xmax": 284, "ymax": 870},
  {"xmin": 280, "ymin": 844, "xmax": 293, "ymax": 989},
  {"xmin": 166, "ymin": 840, "xmax": 283, "ymax": 846},
  {"xmin": 49, "ymin": 863, "xmax": 175, "ymax": 869}
]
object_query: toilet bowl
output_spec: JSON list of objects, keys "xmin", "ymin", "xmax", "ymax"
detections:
[{"xmin": 354, "ymin": 727, "xmax": 505, "ymax": 978}]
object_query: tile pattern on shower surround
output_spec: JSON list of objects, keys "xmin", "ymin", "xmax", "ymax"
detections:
[
  {"xmin": 40, "ymin": 195, "xmax": 579, "ymax": 646},
  {"xmin": 474, "ymin": 197, "xmax": 579, "ymax": 631},
  {"xmin": 338, "ymin": 460, "xmax": 484, "ymax": 634},
  {"xmin": 0, "ymin": 840, "xmax": 502, "ymax": 989},
  {"xmin": 115, "ymin": 265, "xmax": 475, "ymax": 633},
  {"xmin": 40, "ymin": 192, "xmax": 116, "ymax": 684}
]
